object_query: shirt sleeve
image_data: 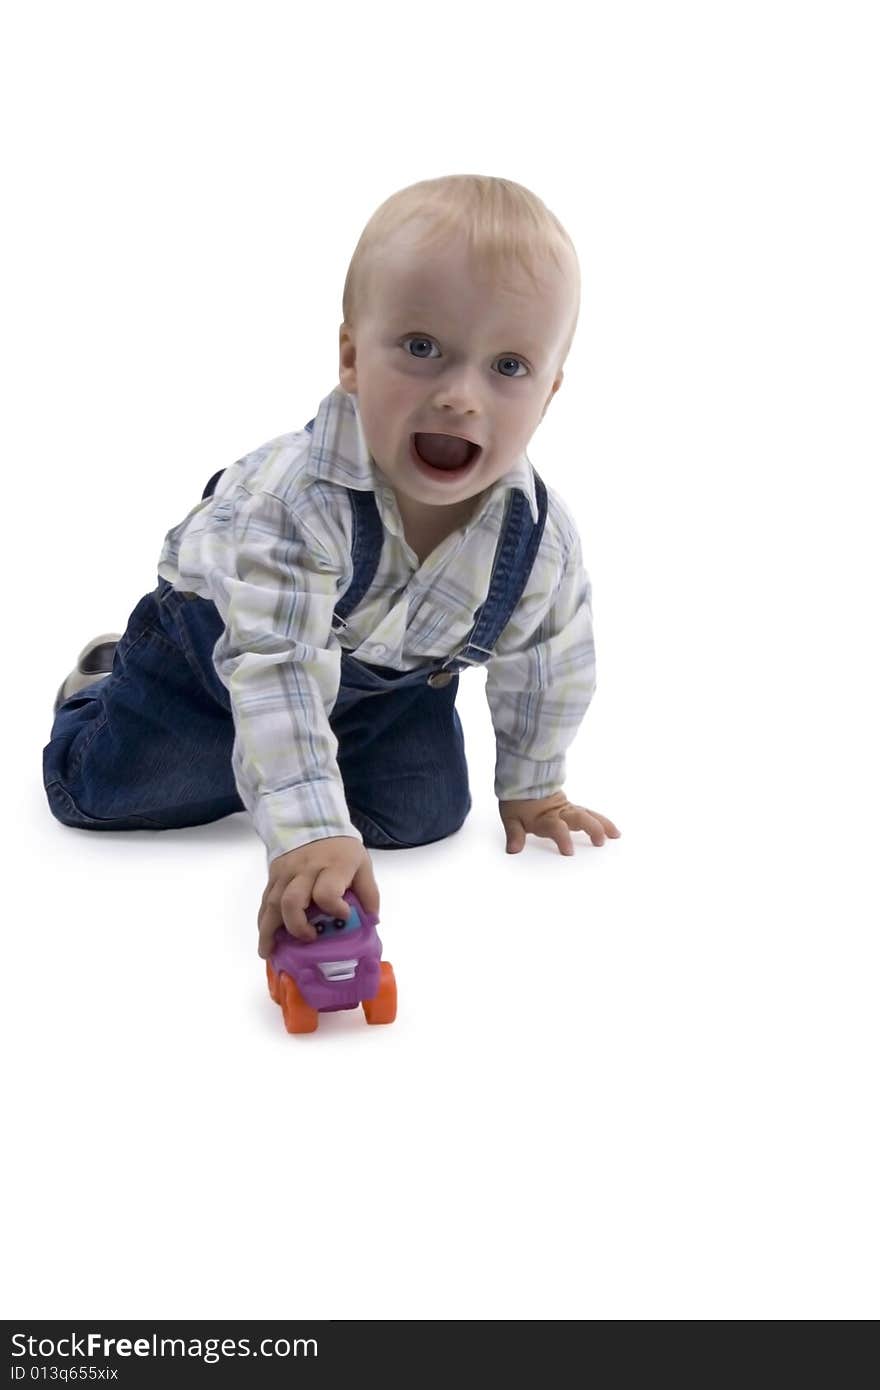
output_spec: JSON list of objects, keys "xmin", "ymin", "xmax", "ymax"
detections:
[
  {"xmin": 190, "ymin": 485, "xmax": 363, "ymax": 864},
  {"xmin": 484, "ymin": 530, "xmax": 597, "ymax": 801}
]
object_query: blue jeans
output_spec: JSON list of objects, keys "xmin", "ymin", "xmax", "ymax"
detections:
[{"xmin": 42, "ymin": 579, "xmax": 472, "ymax": 849}]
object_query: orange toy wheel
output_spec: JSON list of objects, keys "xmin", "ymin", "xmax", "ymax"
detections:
[
  {"xmin": 363, "ymin": 960, "xmax": 397, "ymax": 1025},
  {"xmin": 266, "ymin": 960, "xmax": 281, "ymax": 1003},
  {"xmin": 279, "ymin": 972, "xmax": 319, "ymax": 1034}
]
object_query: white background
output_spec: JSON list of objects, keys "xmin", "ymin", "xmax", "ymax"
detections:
[{"xmin": 2, "ymin": 0, "xmax": 877, "ymax": 1321}]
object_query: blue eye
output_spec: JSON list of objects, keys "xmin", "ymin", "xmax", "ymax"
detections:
[
  {"xmin": 404, "ymin": 336, "xmax": 439, "ymax": 359},
  {"xmin": 401, "ymin": 336, "xmax": 528, "ymax": 377},
  {"xmin": 496, "ymin": 356, "xmax": 527, "ymax": 378}
]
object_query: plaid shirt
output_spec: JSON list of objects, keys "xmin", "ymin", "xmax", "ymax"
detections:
[{"xmin": 157, "ymin": 385, "xmax": 597, "ymax": 863}]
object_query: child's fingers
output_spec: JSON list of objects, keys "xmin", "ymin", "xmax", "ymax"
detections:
[
  {"xmin": 279, "ymin": 875, "xmax": 318, "ymax": 942},
  {"xmin": 504, "ymin": 817, "xmax": 527, "ymax": 853},
  {"xmin": 311, "ymin": 868, "xmax": 355, "ymax": 922},
  {"xmin": 352, "ymin": 860, "xmax": 381, "ymax": 916},
  {"xmin": 548, "ymin": 819, "xmax": 575, "ymax": 855},
  {"xmin": 257, "ymin": 900, "xmax": 283, "ymax": 958},
  {"xmin": 577, "ymin": 807, "xmax": 621, "ymax": 838},
  {"xmin": 566, "ymin": 809, "xmax": 606, "ymax": 845},
  {"xmin": 562, "ymin": 807, "xmax": 619, "ymax": 845}
]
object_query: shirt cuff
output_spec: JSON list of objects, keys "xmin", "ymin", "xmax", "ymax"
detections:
[
  {"xmin": 494, "ymin": 753, "xmax": 567, "ymax": 802},
  {"xmin": 251, "ymin": 780, "xmax": 365, "ymax": 865}
]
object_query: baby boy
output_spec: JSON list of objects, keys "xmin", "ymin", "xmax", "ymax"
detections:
[{"xmin": 43, "ymin": 174, "xmax": 620, "ymax": 957}]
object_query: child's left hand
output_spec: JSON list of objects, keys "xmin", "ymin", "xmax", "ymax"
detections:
[{"xmin": 499, "ymin": 790, "xmax": 621, "ymax": 856}]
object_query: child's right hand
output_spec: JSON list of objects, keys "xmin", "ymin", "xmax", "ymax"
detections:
[{"xmin": 257, "ymin": 835, "xmax": 380, "ymax": 958}]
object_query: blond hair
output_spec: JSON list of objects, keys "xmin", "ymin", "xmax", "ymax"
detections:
[{"xmin": 342, "ymin": 174, "xmax": 581, "ymax": 370}]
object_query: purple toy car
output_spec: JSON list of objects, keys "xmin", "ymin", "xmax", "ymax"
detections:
[{"xmin": 266, "ymin": 888, "xmax": 397, "ymax": 1034}]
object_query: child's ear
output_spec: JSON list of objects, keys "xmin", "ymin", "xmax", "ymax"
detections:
[
  {"xmin": 540, "ymin": 369, "xmax": 564, "ymax": 420},
  {"xmin": 339, "ymin": 322, "xmax": 358, "ymax": 394}
]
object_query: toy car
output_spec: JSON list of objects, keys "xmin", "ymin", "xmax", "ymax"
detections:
[{"xmin": 265, "ymin": 888, "xmax": 396, "ymax": 1034}]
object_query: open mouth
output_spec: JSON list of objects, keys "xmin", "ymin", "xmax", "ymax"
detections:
[{"xmin": 410, "ymin": 433, "xmax": 482, "ymax": 481}]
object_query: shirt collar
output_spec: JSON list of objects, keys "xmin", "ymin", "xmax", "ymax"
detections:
[{"xmin": 304, "ymin": 384, "xmax": 540, "ymax": 525}]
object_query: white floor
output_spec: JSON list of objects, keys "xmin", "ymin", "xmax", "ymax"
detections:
[{"xmin": 6, "ymin": 636, "xmax": 877, "ymax": 1320}]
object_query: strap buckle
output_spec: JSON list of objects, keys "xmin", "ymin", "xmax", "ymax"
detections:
[{"xmin": 443, "ymin": 641, "xmax": 493, "ymax": 670}]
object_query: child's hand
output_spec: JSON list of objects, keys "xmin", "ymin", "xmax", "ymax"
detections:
[
  {"xmin": 499, "ymin": 790, "xmax": 621, "ymax": 856},
  {"xmin": 257, "ymin": 836, "xmax": 380, "ymax": 957}
]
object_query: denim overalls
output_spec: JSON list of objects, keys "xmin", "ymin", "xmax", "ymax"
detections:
[{"xmin": 43, "ymin": 420, "xmax": 548, "ymax": 851}]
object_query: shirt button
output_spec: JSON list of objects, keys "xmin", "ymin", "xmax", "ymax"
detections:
[{"xmin": 373, "ymin": 644, "xmax": 387, "ymax": 657}]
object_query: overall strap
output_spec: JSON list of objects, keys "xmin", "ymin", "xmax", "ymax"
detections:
[
  {"xmin": 436, "ymin": 468, "xmax": 549, "ymax": 675},
  {"xmin": 304, "ymin": 415, "xmax": 386, "ymax": 640},
  {"xmin": 201, "ymin": 469, "xmax": 226, "ymax": 500},
  {"xmin": 330, "ymin": 489, "xmax": 384, "ymax": 638}
]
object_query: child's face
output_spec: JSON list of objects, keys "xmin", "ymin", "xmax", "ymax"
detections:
[{"xmin": 339, "ymin": 231, "xmax": 575, "ymax": 515}]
